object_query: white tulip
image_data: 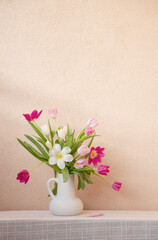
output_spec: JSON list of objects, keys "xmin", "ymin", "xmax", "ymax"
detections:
[
  {"xmin": 41, "ymin": 124, "xmax": 50, "ymax": 136},
  {"xmin": 58, "ymin": 126, "xmax": 67, "ymax": 140},
  {"xmin": 46, "ymin": 140, "xmax": 52, "ymax": 149}
]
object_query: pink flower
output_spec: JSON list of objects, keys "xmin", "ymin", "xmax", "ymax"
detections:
[
  {"xmin": 16, "ymin": 170, "xmax": 30, "ymax": 184},
  {"xmin": 74, "ymin": 158, "xmax": 87, "ymax": 169},
  {"xmin": 23, "ymin": 110, "xmax": 42, "ymax": 122},
  {"xmin": 87, "ymin": 118, "xmax": 99, "ymax": 128},
  {"xmin": 88, "ymin": 146, "xmax": 105, "ymax": 166},
  {"xmin": 85, "ymin": 125, "xmax": 95, "ymax": 135},
  {"xmin": 98, "ymin": 165, "xmax": 110, "ymax": 175},
  {"xmin": 48, "ymin": 108, "xmax": 58, "ymax": 119},
  {"xmin": 77, "ymin": 144, "xmax": 90, "ymax": 156},
  {"xmin": 112, "ymin": 182, "xmax": 122, "ymax": 191}
]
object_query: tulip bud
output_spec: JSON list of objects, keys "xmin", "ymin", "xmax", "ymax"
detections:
[
  {"xmin": 58, "ymin": 126, "xmax": 67, "ymax": 140},
  {"xmin": 112, "ymin": 182, "xmax": 122, "ymax": 191},
  {"xmin": 74, "ymin": 158, "xmax": 87, "ymax": 169},
  {"xmin": 48, "ymin": 108, "xmax": 57, "ymax": 119},
  {"xmin": 16, "ymin": 170, "xmax": 30, "ymax": 184},
  {"xmin": 77, "ymin": 144, "xmax": 90, "ymax": 156},
  {"xmin": 46, "ymin": 140, "xmax": 52, "ymax": 149},
  {"xmin": 98, "ymin": 165, "xmax": 110, "ymax": 175},
  {"xmin": 87, "ymin": 117, "xmax": 99, "ymax": 128},
  {"xmin": 85, "ymin": 125, "xmax": 95, "ymax": 135},
  {"xmin": 41, "ymin": 124, "xmax": 50, "ymax": 136}
]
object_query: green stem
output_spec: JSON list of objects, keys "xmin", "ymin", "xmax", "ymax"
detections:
[
  {"xmin": 69, "ymin": 165, "xmax": 75, "ymax": 172},
  {"xmin": 46, "ymin": 135, "xmax": 51, "ymax": 141},
  {"xmin": 54, "ymin": 170, "xmax": 57, "ymax": 178},
  {"xmin": 73, "ymin": 154, "xmax": 80, "ymax": 161},
  {"xmin": 29, "ymin": 162, "xmax": 44, "ymax": 173},
  {"xmin": 77, "ymin": 128, "xmax": 85, "ymax": 140},
  {"xmin": 54, "ymin": 119, "xmax": 58, "ymax": 130},
  {"xmin": 33, "ymin": 120, "xmax": 51, "ymax": 141},
  {"xmin": 94, "ymin": 172, "xmax": 112, "ymax": 184},
  {"xmin": 32, "ymin": 120, "xmax": 41, "ymax": 130}
]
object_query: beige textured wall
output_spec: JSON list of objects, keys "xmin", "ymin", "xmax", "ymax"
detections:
[{"xmin": 0, "ymin": 0, "xmax": 158, "ymax": 211}]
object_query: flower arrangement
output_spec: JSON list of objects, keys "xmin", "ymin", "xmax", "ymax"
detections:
[{"xmin": 17, "ymin": 109, "xmax": 122, "ymax": 194}]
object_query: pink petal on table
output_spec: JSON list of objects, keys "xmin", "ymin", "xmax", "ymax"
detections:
[{"xmin": 88, "ymin": 213, "xmax": 104, "ymax": 217}]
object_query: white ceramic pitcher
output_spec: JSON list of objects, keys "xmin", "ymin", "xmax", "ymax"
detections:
[{"xmin": 47, "ymin": 173, "xmax": 83, "ymax": 216}]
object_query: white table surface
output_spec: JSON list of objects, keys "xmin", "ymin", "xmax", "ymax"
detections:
[
  {"xmin": 1, "ymin": 210, "xmax": 158, "ymax": 240},
  {"xmin": 0, "ymin": 210, "xmax": 158, "ymax": 220}
]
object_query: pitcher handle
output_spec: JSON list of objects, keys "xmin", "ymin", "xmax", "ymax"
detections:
[{"xmin": 47, "ymin": 178, "xmax": 58, "ymax": 199}]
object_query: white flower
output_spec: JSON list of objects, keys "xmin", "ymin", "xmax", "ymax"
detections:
[
  {"xmin": 41, "ymin": 124, "xmax": 50, "ymax": 136},
  {"xmin": 58, "ymin": 126, "xmax": 67, "ymax": 140},
  {"xmin": 46, "ymin": 140, "xmax": 52, "ymax": 149},
  {"xmin": 49, "ymin": 144, "xmax": 73, "ymax": 169}
]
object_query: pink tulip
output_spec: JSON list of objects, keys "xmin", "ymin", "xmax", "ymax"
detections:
[
  {"xmin": 87, "ymin": 118, "xmax": 99, "ymax": 128},
  {"xmin": 88, "ymin": 146, "xmax": 105, "ymax": 166},
  {"xmin": 48, "ymin": 108, "xmax": 58, "ymax": 119},
  {"xmin": 16, "ymin": 170, "xmax": 30, "ymax": 184},
  {"xmin": 85, "ymin": 125, "xmax": 95, "ymax": 135},
  {"xmin": 77, "ymin": 144, "xmax": 90, "ymax": 156},
  {"xmin": 23, "ymin": 110, "xmax": 42, "ymax": 122},
  {"xmin": 74, "ymin": 158, "xmax": 87, "ymax": 169},
  {"xmin": 112, "ymin": 182, "xmax": 122, "ymax": 191},
  {"xmin": 98, "ymin": 165, "xmax": 110, "ymax": 175}
]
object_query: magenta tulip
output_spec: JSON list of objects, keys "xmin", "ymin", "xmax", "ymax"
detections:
[
  {"xmin": 112, "ymin": 182, "xmax": 122, "ymax": 191},
  {"xmin": 16, "ymin": 170, "xmax": 30, "ymax": 184},
  {"xmin": 98, "ymin": 165, "xmax": 110, "ymax": 175},
  {"xmin": 23, "ymin": 110, "xmax": 42, "ymax": 121}
]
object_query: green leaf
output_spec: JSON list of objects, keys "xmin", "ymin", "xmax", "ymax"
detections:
[
  {"xmin": 76, "ymin": 174, "xmax": 86, "ymax": 190},
  {"xmin": 70, "ymin": 141, "xmax": 82, "ymax": 155},
  {"xmin": 67, "ymin": 124, "xmax": 70, "ymax": 138},
  {"xmin": 88, "ymin": 134, "xmax": 95, "ymax": 148},
  {"xmin": 71, "ymin": 170, "xmax": 85, "ymax": 181},
  {"xmin": 48, "ymin": 120, "xmax": 55, "ymax": 146},
  {"xmin": 77, "ymin": 128, "xmax": 85, "ymax": 140},
  {"xmin": 25, "ymin": 135, "xmax": 49, "ymax": 158},
  {"xmin": 78, "ymin": 176, "xmax": 82, "ymax": 190},
  {"xmin": 71, "ymin": 135, "xmax": 98, "ymax": 155},
  {"xmin": 48, "ymin": 182, "xmax": 58, "ymax": 197},
  {"xmin": 71, "ymin": 167, "xmax": 94, "ymax": 172},
  {"xmin": 17, "ymin": 139, "xmax": 48, "ymax": 162},
  {"xmin": 77, "ymin": 173, "xmax": 85, "ymax": 190},
  {"xmin": 59, "ymin": 140, "xmax": 64, "ymax": 149},
  {"xmin": 71, "ymin": 130, "xmax": 75, "ymax": 139},
  {"xmin": 35, "ymin": 137, "xmax": 49, "ymax": 152},
  {"xmin": 46, "ymin": 163, "xmax": 61, "ymax": 173},
  {"xmin": 80, "ymin": 134, "xmax": 99, "ymax": 142},
  {"xmin": 84, "ymin": 172, "xmax": 93, "ymax": 184},
  {"xmin": 52, "ymin": 182, "xmax": 58, "ymax": 195},
  {"xmin": 28, "ymin": 121, "xmax": 47, "ymax": 142},
  {"xmin": 81, "ymin": 179, "xmax": 86, "ymax": 190},
  {"xmin": 24, "ymin": 141, "xmax": 48, "ymax": 159},
  {"xmin": 66, "ymin": 130, "xmax": 75, "ymax": 148},
  {"xmin": 61, "ymin": 167, "xmax": 69, "ymax": 183}
]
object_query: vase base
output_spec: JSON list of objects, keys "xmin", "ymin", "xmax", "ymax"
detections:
[{"xmin": 49, "ymin": 197, "xmax": 83, "ymax": 216}]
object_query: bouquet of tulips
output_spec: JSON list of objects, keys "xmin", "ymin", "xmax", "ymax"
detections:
[{"xmin": 17, "ymin": 109, "xmax": 122, "ymax": 194}]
